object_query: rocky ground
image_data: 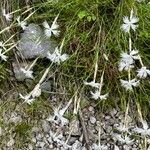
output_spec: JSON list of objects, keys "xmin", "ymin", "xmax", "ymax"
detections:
[{"xmin": 0, "ymin": 98, "xmax": 150, "ymax": 150}]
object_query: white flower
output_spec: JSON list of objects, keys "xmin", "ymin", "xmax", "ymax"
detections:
[
  {"xmin": 43, "ymin": 16, "xmax": 60, "ymax": 37},
  {"xmin": 118, "ymin": 61, "xmax": 134, "ymax": 71},
  {"xmin": 137, "ymin": 66, "xmax": 150, "ymax": 79},
  {"xmin": 47, "ymin": 107, "xmax": 69, "ymax": 126},
  {"xmin": 19, "ymin": 93, "xmax": 35, "ymax": 104},
  {"xmin": 133, "ymin": 120, "xmax": 150, "ymax": 136},
  {"xmin": 47, "ymin": 99, "xmax": 72, "ymax": 126},
  {"xmin": 47, "ymin": 47, "xmax": 68, "ymax": 64},
  {"xmin": 115, "ymin": 123, "xmax": 129, "ymax": 133},
  {"xmin": 17, "ymin": 16, "xmax": 27, "ymax": 30},
  {"xmin": 114, "ymin": 134, "xmax": 133, "ymax": 145},
  {"xmin": 2, "ymin": 9, "xmax": 12, "ymax": 21},
  {"xmin": 90, "ymin": 90, "xmax": 108, "ymax": 100},
  {"xmin": 49, "ymin": 130, "xmax": 71, "ymax": 149},
  {"xmin": 121, "ymin": 9, "xmax": 139, "ymax": 33},
  {"xmin": 0, "ymin": 49, "xmax": 8, "ymax": 61},
  {"xmin": 118, "ymin": 60, "xmax": 134, "ymax": 71},
  {"xmin": 84, "ymin": 80, "xmax": 101, "ymax": 88},
  {"xmin": 120, "ymin": 78, "xmax": 140, "ymax": 91},
  {"xmin": 0, "ymin": 41, "xmax": 4, "ymax": 48},
  {"xmin": 20, "ymin": 68, "xmax": 34, "ymax": 79},
  {"xmin": 92, "ymin": 143, "xmax": 107, "ymax": 150},
  {"xmin": 19, "ymin": 84, "xmax": 41, "ymax": 104},
  {"xmin": 119, "ymin": 50, "xmax": 139, "ymax": 71}
]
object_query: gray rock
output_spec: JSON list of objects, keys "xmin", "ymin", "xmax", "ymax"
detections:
[
  {"xmin": 90, "ymin": 116, "xmax": 96, "ymax": 124},
  {"xmin": 18, "ymin": 23, "xmax": 56, "ymax": 59}
]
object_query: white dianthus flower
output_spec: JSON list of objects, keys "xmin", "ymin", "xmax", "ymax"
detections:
[
  {"xmin": 121, "ymin": 9, "xmax": 139, "ymax": 33},
  {"xmin": 137, "ymin": 66, "xmax": 150, "ymax": 79},
  {"xmin": 120, "ymin": 78, "xmax": 140, "ymax": 91},
  {"xmin": 43, "ymin": 15, "xmax": 60, "ymax": 37}
]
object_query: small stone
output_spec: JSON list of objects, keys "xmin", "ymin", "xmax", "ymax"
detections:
[
  {"xmin": 36, "ymin": 133, "xmax": 43, "ymax": 140},
  {"xmin": 72, "ymin": 140, "xmax": 82, "ymax": 150},
  {"xmin": 90, "ymin": 116, "xmax": 96, "ymax": 124},
  {"xmin": 42, "ymin": 120, "xmax": 50, "ymax": 132},
  {"xmin": 69, "ymin": 137, "xmax": 77, "ymax": 144},
  {"xmin": 9, "ymin": 114, "xmax": 22, "ymax": 124},
  {"xmin": 110, "ymin": 108, "xmax": 117, "ymax": 116},
  {"xmin": 28, "ymin": 144, "xmax": 33, "ymax": 150},
  {"xmin": 88, "ymin": 106, "xmax": 94, "ymax": 112},
  {"xmin": 105, "ymin": 115, "xmax": 111, "ymax": 120},
  {"xmin": 49, "ymin": 144, "xmax": 53, "ymax": 148},
  {"xmin": 69, "ymin": 120, "xmax": 81, "ymax": 136},
  {"xmin": 47, "ymin": 137, "xmax": 52, "ymax": 143},
  {"xmin": 7, "ymin": 137, "xmax": 15, "ymax": 147},
  {"xmin": 39, "ymin": 142, "xmax": 45, "ymax": 148}
]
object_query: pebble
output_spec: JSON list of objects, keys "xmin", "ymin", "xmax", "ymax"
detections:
[
  {"xmin": 7, "ymin": 137, "xmax": 15, "ymax": 147},
  {"xmin": 105, "ymin": 115, "xmax": 111, "ymax": 120},
  {"xmin": 88, "ymin": 106, "xmax": 94, "ymax": 112},
  {"xmin": 42, "ymin": 120, "xmax": 50, "ymax": 132},
  {"xmin": 28, "ymin": 144, "xmax": 33, "ymax": 150},
  {"xmin": 90, "ymin": 116, "xmax": 96, "ymax": 124}
]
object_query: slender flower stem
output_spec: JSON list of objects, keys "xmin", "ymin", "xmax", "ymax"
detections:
[
  {"xmin": 99, "ymin": 70, "xmax": 104, "ymax": 95},
  {"xmin": 26, "ymin": 57, "xmax": 39, "ymax": 71},
  {"xmin": 128, "ymin": 33, "xmax": 132, "ymax": 81},
  {"xmin": 98, "ymin": 127, "xmax": 101, "ymax": 147},
  {"xmin": 139, "ymin": 57, "xmax": 144, "ymax": 67},
  {"xmin": 24, "ymin": 10, "xmax": 37, "ymax": 21},
  {"xmin": 39, "ymin": 65, "xmax": 51, "ymax": 84},
  {"xmin": 129, "ymin": 37, "xmax": 132, "ymax": 52},
  {"xmin": 59, "ymin": 38, "xmax": 65, "ymax": 53},
  {"xmin": 124, "ymin": 100, "xmax": 129, "ymax": 129},
  {"xmin": 2, "ymin": 42, "xmax": 19, "ymax": 54},
  {"xmin": 93, "ymin": 61, "xmax": 98, "ymax": 82}
]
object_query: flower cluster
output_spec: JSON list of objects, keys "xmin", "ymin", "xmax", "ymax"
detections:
[
  {"xmin": 84, "ymin": 61, "xmax": 108, "ymax": 100},
  {"xmin": 119, "ymin": 9, "xmax": 150, "ymax": 91}
]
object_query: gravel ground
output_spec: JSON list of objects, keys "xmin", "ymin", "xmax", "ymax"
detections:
[{"xmin": 0, "ymin": 100, "xmax": 149, "ymax": 150}]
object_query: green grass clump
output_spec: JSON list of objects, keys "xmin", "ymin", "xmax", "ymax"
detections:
[{"xmin": 0, "ymin": 0, "xmax": 150, "ymax": 116}]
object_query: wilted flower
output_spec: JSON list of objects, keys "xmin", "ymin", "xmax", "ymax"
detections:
[
  {"xmin": 47, "ymin": 99, "xmax": 72, "ymax": 126},
  {"xmin": 17, "ymin": 16, "xmax": 27, "ymax": 30},
  {"xmin": 120, "ymin": 78, "xmax": 140, "ymax": 91},
  {"xmin": 137, "ymin": 66, "xmax": 150, "ymax": 79},
  {"xmin": 47, "ymin": 47, "xmax": 68, "ymax": 64},
  {"xmin": 115, "ymin": 122, "xmax": 129, "ymax": 133},
  {"xmin": 19, "ymin": 84, "xmax": 41, "ymax": 104},
  {"xmin": 114, "ymin": 134, "xmax": 134, "ymax": 145},
  {"xmin": 43, "ymin": 15, "xmax": 60, "ymax": 37},
  {"xmin": 19, "ymin": 93, "xmax": 35, "ymax": 104},
  {"xmin": 133, "ymin": 120, "xmax": 150, "ymax": 136},
  {"xmin": 20, "ymin": 68, "xmax": 33, "ymax": 79},
  {"xmin": 0, "ymin": 49, "xmax": 8, "ymax": 61},
  {"xmin": 84, "ymin": 80, "xmax": 101, "ymax": 88},
  {"xmin": 92, "ymin": 143, "xmax": 107, "ymax": 150},
  {"xmin": 0, "ymin": 41, "xmax": 5, "ymax": 49},
  {"xmin": 2, "ymin": 9, "xmax": 12, "ymax": 21},
  {"xmin": 121, "ymin": 9, "xmax": 139, "ymax": 33},
  {"xmin": 90, "ymin": 90, "xmax": 108, "ymax": 100}
]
